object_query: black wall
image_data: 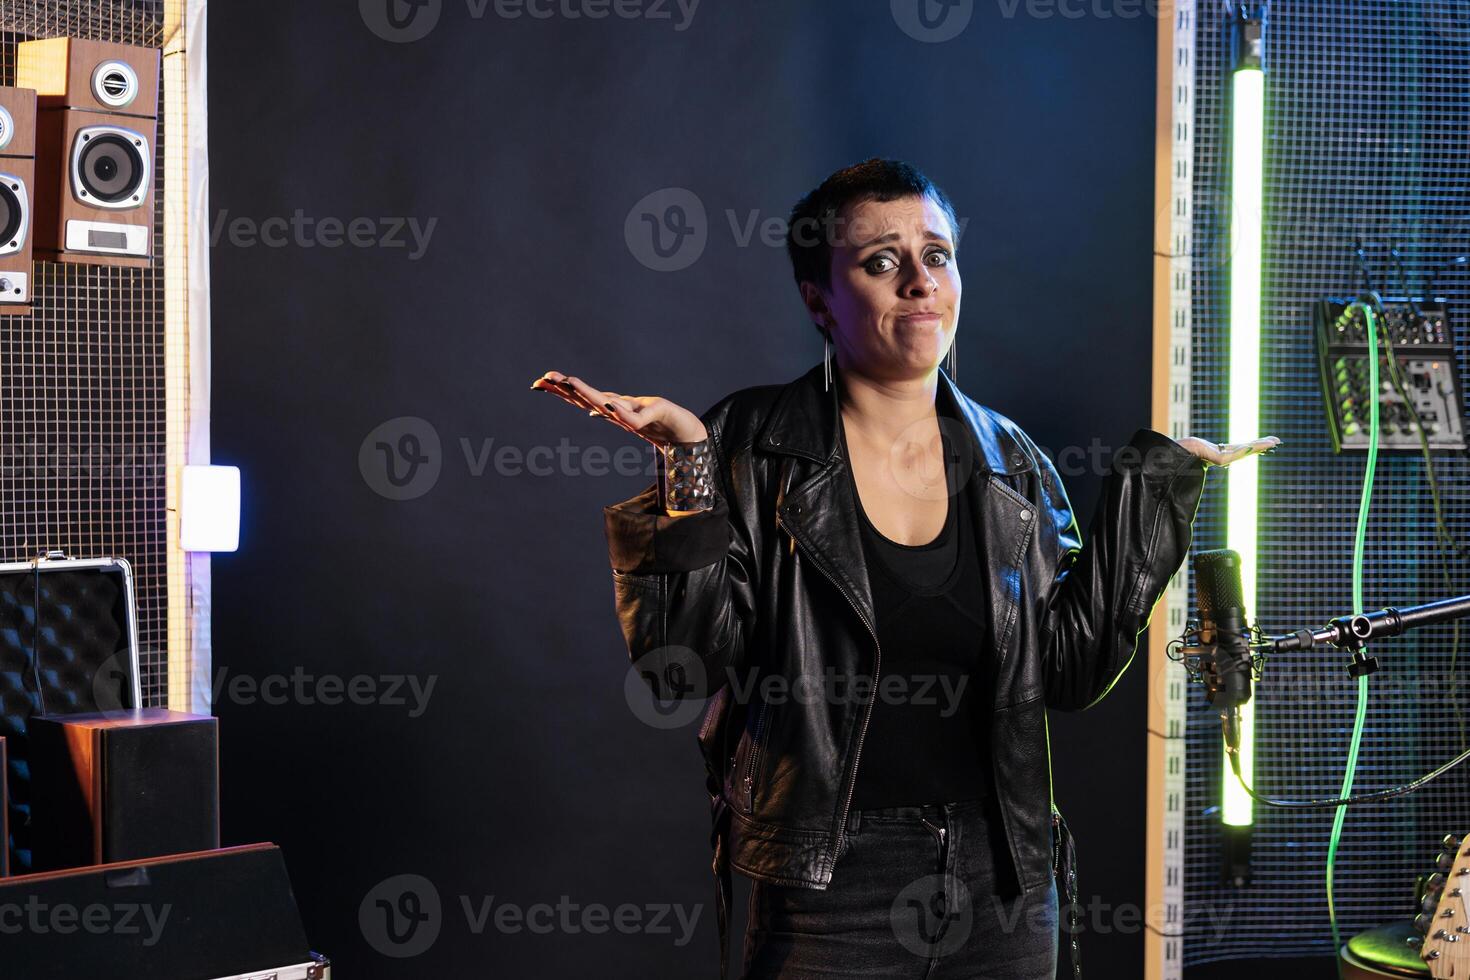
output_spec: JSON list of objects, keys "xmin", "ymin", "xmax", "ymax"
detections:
[{"xmin": 208, "ymin": 2, "xmax": 1171, "ymax": 976}]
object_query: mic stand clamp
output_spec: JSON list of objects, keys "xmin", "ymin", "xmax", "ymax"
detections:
[{"xmin": 1323, "ymin": 616, "xmax": 1381, "ymax": 679}]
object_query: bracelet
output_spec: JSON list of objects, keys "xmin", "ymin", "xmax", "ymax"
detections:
[{"xmin": 660, "ymin": 438, "xmax": 716, "ymax": 513}]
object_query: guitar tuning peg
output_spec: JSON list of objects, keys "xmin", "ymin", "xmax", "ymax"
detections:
[
  {"xmin": 1417, "ymin": 911, "xmax": 1436, "ymax": 935},
  {"xmin": 1423, "ymin": 877, "xmax": 1447, "ymax": 914},
  {"xmin": 1443, "ymin": 833, "xmax": 1462, "ymax": 852},
  {"xmin": 1439, "ymin": 851, "xmax": 1458, "ymax": 872}
]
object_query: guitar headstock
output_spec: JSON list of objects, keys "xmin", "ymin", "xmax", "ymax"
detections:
[{"xmin": 1421, "ymin": 833, "xmax": 1470, "ymax": 977}]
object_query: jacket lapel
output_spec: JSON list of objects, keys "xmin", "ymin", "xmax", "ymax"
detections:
[
  {"xmin": 941, "ymin": 371, "xmax": 1039, "ymax": 694},
  {"xmin": 760, "ymin": 363, "xmax": 877, "ymax": 638}
]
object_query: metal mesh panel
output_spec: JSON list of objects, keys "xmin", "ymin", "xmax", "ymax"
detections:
[
  {"xmin": 1184, "ymin": 0, "xmax": 1470, "ymax": 964},
  {"xmin": 0, "ymin": 1, "xmax": 168, "ymax": 708}
]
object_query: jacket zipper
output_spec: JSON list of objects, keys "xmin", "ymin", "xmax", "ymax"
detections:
[
  {"xmin": 742, "ymin": 698, "xmax": 771, "ymax": 806},
  {"xmin": 1051, "ymin": 812, "xmax": 1060, "ymax": 872},
  {"xmin": 778, "ymin": 515, "xmax": 880, "ymax": 869}
]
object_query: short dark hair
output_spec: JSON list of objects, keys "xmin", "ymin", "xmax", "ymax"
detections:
[{"xmin": 784, "ymin": 157, "xmax": 960, "ymax": 296}]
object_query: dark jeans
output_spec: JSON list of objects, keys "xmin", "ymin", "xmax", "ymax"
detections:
[{"xmin": 741, "ymin": 797, "xmax": 1058, "ymax": 979}]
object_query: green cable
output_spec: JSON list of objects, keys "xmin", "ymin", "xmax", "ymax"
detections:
[{"xmin": 1328, "ymin": 302, "xmax": 1378, "ymax": 977}]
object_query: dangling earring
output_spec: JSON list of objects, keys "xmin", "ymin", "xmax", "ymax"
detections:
[
  {"xmin": 823, "ymin": 330, "xmax": 832, "ymax": 392},
  {"xmin": 945, "ymin": 334, "xmax": 957, "ymax": 382}
]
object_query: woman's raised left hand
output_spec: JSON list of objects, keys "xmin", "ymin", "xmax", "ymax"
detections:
[{"xmin": 1175, "ymin": 435, "xmax": 1282, "ymax": 467}]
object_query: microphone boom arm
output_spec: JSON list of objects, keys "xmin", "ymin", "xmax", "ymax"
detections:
[
  {"xmin": 1264, "ymin": 591, "xmax": 1470, "ymax": 680},
  {"xmin": 1266, "ymin": 592, "xmax": 1470, "ymax": 652}
]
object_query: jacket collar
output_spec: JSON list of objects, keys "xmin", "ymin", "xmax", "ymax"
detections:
[{"xmin": 755, "ymin": 360, "xmax": 1034, "ymax": 476}]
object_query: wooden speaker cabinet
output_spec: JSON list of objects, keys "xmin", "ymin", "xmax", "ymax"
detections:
[
  {"xmin": 0, "ymin": 87, "xmax": 36, "ymax": 311},
  {"xmin": 16, "ymin": 38, "xmax": 159, "ymax": 268},
  {"xmin": 29, "ymin": 709, "xmax": 219, "ymax": 873}
]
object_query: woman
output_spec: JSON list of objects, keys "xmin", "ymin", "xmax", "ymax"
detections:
[{"xmin": 533, "ymin": 159, "xmax": 1277, "ymax": 979}]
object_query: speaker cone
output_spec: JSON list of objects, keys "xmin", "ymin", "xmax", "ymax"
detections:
[
  {"xmin": 0, "ymin": 183, "xmax": 20, "ymax": 248},
  {"xmin": 76, "ymin": 132, "xmax": 145, "ymax": 205}
]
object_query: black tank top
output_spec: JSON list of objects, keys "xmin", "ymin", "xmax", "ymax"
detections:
[{"xmin": 841, "ymin": 415, "xmax": 994, "ymax": 810}]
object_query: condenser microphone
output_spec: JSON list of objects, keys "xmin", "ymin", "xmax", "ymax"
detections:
[{"xmin": 1193, "ymin": 549, "xmax": 1254, "ymax": 717}]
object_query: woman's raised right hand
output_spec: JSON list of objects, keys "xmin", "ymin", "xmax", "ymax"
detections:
[{"xmin": 530, "ymin": 370, "xmax": 709, "ymax": 448}]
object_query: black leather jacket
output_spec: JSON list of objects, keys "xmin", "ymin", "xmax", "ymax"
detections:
[{"xmin": 603, "ymin": 361, "xmax": 1208, "ymax": 977}]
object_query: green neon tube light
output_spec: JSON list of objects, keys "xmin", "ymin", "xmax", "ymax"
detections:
[{"xmin": 1223, "ymin": 63, "xmax": 1264, "ymax": 830}]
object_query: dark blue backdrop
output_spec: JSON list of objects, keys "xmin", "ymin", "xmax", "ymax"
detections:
[{"xmin": 206, "ymin": 2, "xmax": 1191, "ymax": 976}]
